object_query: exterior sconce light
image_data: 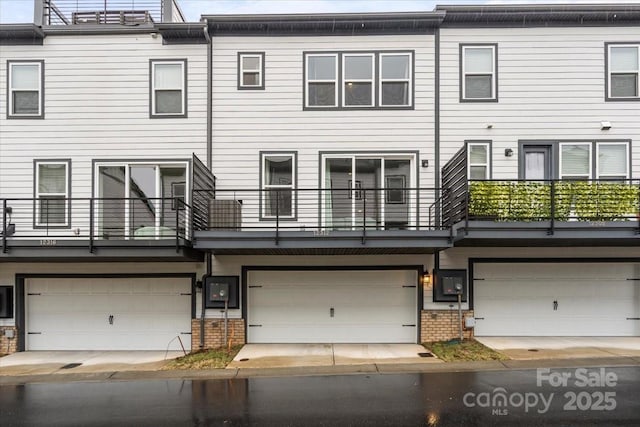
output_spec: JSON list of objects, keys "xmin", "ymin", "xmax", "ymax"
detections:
[
  {"xmin": 504, "ymin": 148, "xmax": 514, "ymax": 157},
  {"xmin": 422, "ymin": 272, "xmax": 432, "ymax": 286},
  {"xmin": 600, "ymin": 121, "xmax": 612, "ymax": 130}
]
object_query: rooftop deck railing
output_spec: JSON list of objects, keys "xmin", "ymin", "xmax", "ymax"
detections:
[
  {"xmin": 1, "ymin": 197, "xmax": 193, "ymax": 253},
  {"xmin": 42, "ymin": 0, "xmax": 169, "ymax": 25}
]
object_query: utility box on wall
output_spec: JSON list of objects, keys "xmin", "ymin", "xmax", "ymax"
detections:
[
  {"xmin": 204, "ymin": 276, "xmax": 239, "ymax": 309},
  {"xmin": 433, "ymin": 269, "xmax": 467, "ymax": 303}
]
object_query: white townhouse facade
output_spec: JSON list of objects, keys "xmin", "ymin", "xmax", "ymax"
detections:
[{"xmin": 0, "ymin": 2, "xmax": 639, "ymax": 353}]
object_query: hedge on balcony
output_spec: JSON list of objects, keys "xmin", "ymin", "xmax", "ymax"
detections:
[{"xmin": 468, "ymin": 181, "xmax": 639, "ymax": 222}]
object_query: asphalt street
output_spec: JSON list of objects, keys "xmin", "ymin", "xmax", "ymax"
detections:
[{"xmin": 1, "ymin": 366, "xmax": 639, "ymax": 426}]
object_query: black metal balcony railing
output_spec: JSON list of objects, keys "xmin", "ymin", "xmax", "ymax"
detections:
[
  {"xmin": 203, "ymin": 188, "xmax": 445, "ymax": 235},
  {"xmin": 1, "ymin": 197, "xmax": 193, "ymax": 253},
  {"xmin": 43, "ymin": 0, "xmax": 166, "ymax": 25},
  {"xmin": 456, "ymin": 179, "xmax": 640, "ymax": 234}
]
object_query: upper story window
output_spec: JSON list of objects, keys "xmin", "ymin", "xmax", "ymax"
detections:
[
  {"xmin": 150, "ymin": 59, "xmax": 187, "ymax": 117},
  {"xmin": 306, "ymin": 54, "xmax": 338, "ymax": 108},
  {"xmin": 304, "ymin": 51, "xmax": 413, "ymax": 109},
  {"xmin": 461, "ymin": 45, "xmax": 497, "ymax": 102},
  {"xmin": 467, "ymin": 142, "xmax": 491, "ymax": 179},
  {"xmin": 260, "ymin": 152, "xmax": 297, "ymax": 220},
  {"xmin": 8, "ymin": 61, "xmax": 44, "ymax": 118},
  {"xmin": 560, "ymin": 142, "xmax": 629, "ymax": 180},
  {"xmin": 607, "ymin": 44, "xmax": 639, "ymax": 100},
  {"xmin": 34, "ymin": 160, "xmax": 70, "ymax": 227},
  {"xmin": 238, "ymin": 52, "xmax": 265, "ymax": 90}
]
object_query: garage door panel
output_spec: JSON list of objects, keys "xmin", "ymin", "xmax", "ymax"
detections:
[
  {"xmin": 26, "ymin": 278, "xmax": 192, "ymax": 351},
  {"xmin": 475, "ymin": 263, "xmax": 640, "ymax": 337},
  {"xmin": 248, "ymin": 270, "xmax": 417, "ymax": 344}
]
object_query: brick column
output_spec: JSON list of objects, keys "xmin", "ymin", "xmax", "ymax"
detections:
[
  {"xmin": 191, "ymin": 319, "xmax": 246, "ymax": 350},
  {"xmin": 0, "ymin": 326, "xmax": 18, "ymax": 354},
  {"xmin": 420, "ymin": 310, "xmax": 475, "ymax": 342}
]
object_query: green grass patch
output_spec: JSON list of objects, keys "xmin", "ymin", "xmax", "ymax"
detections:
[
  {"xmin": 163, "ymin": 345, "xmax": 243, "ymax": 370},
  {"xmin": 423, "ymin": 339, "xmax": 509, "ymax": 362}
]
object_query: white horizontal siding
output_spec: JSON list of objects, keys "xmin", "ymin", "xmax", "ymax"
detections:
[
  {"xmin": 439, "ymin": 26, "xmax": 640, "ymax": 179},
  {"xmin": 211, "ymin": 35, "xmax": 436, "ymax": 195},
  {"xmin": 0, "ymin": 33, "xmax": 208, "ymax": 204}
]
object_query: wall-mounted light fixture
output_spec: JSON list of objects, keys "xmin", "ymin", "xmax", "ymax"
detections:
[
  {"xmin": 600, "ymin": 121, "xmax": 612, "ymax": 130},
  {"xmin": 504, "ymin": 148, "xmax": 514, "ymax": 157},
  {"xmin": 422, "ymin": 272, "xmax": 432, "ymax": 286},
  {"xmin": 421, "ymin": 159, "xmax": 429, "ymax": 168}
]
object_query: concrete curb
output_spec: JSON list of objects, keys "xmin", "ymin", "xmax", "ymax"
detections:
[{"xmin": 1, "ymin": 356, "xmax": 638, "ymax": 385}]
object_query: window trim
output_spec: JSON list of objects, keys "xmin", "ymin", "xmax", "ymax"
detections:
[
  {"xmin": 342, "ymin": 52, "xmax": 375, "ymax": 108},
  {"xmin": 33, "ymin": 159, "xmax": 71, "ymax": 229},
  {"xmin": 466, "ymin": 140, "xmax": 492, "ymax": 180},
  {"xmin": 259, "ymin": 151, "xmax": 298, "ymax": 221},
  {"xmin": 605, "ymin": 42, "xmax": 640, "ymax": 102},
  {"xmin": 460, "ymin": 44, "xmax": 498, "ymax": 103},
  {"xmin": 379, "ymin": 52, "xmax": 413, "ymax": 108},
  {"xmin": 596, "ymin": 142, "xmax": 630, "ymax": 180},
  {"xmin": 149, "ymin": 59, "xmax": 187, "ymax": 118},
  {"xmin": 238, "ymin": 52, "xmax": 265, "ymax": 90},
  {"xmin": 303, "ymin": 51, "xmax": 414, "ymax": 110},
  {"xmin": 7, "ymin": 60, "xmax": 44, "ymax": 119}
]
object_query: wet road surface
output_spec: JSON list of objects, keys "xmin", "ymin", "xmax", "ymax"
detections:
[{"xmin": 1, "ymin": 366, "xmax": 639, "ymax": 426}]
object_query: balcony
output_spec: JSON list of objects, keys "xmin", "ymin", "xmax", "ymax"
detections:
[
  {"xmin": 40, "ymin": 0, "xmax": 184, "ymax": 25},
  {"xmin": 193, "ymin": 188, "xmax": 452, "ymax": 255},
  {"xmin": 445, "ymin": 179, "xmax": 640, "ymax": 246},
  {"xmin": 1, "ymin": 197, "xmax": 203, "ymax": 261}
]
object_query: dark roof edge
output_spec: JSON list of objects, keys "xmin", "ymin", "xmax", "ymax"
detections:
[
  {"xmin": 202, "ymin": 11, "xmax": 446, "ymax": 22},
  {"xmin": 436, "ymin": 4, "xmax": 640, "ymax": 13},
  {"xmin": 0, "ymin": 24, "xmax": 45, "ymax": 45}
]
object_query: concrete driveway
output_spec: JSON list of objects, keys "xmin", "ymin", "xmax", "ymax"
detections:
[
  {"xmin": 227, "ymin": 344, "xmax": 440, "ymax": 369},
  {"xmin": 476, "ymin": 337, "xmax": 640, "ymax": 360},
  {"xmin": 0, "ymin": 351, "xmax": 184, "ymax": 376}
]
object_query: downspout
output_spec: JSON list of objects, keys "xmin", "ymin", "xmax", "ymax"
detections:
[
  {"xmin": 434, "ymin": 26, "xmax": 441, "ymax": 225},
  {"xmin": 200, "ymin": 20, "xmax": 212, "ymax": 350}
]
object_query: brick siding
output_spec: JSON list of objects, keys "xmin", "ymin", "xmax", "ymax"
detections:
[
  {"xmin": 420, "ymin": 310, "xmax": 475, "ymax": 342},
  {"xmin": 191, "ymin": 318, "xmax": 246, "ymax": 350}
]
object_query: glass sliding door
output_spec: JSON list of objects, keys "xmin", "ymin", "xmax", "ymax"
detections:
[
  {"xmin": 96, "ymin": 163, "xmax": 187, "ymax": 239},
  {"xmin": 323, "ymin": 155, "xmax": 413, "ymax": 230}
]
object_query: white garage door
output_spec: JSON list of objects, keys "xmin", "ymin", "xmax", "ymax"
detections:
[
  {"xmin": 26, "ymin": 277, "xmax": 192, "ymax": 351},
  {"xmin": 474, "ymin": 263, "xmax": 640, "ymax": 336},
  {"xmin": 247, "ymin": 270, "xmax": 418, "ymax": 343}
]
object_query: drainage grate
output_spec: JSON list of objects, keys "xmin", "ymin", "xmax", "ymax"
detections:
[
  {"xmin": 528, "ymin": 349, "xmax": 539, "ymax": 352},
  {"xmin": 418, "ymin": 352, "xmax": 434, "ymax": 358},
  {"xmin": 60, "ymin": 363, "xmax": 82, "ymax": 369},
  {"xmin": 239, "ymin": 358, "xmax": 250, "ymax": 362}
]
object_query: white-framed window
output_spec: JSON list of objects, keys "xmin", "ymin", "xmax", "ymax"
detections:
[
  {"xmin": 467, "ymin": 142, "xmax": 490, "ymax": 179},
  {"xmin": 607, "ymin": 44, "xmax": 639, "ymax": 99},
  {"xmin": 151, "ymin": 59, "xmax": 186, "ymax": 117},
  {"xmin": 379, "ymin": 53, "xmax": 412, "ymax": 107},
  {"xmin": 559, "ymin": 143, "xmax": 593, "ymax": 180},
  {"xmin": 343, "ymin": 53, "xmax": 375, "ymax": 107},
  {"xmin": 261, "ymin": 152, "xmax": 296, "ymax": 219},
  {"xmin": 238, "ymin": 52, "xmax": 264, "ymax": 89},
  {"xmin": 306, "ymin": 54, "xmax": 338, "ymax": 108},
  {"xmin": 35, "ymin": 160, "xmax": 70, "ymax": 227},
  {"xmin": 461, "ymin": 45, "xmax": 497, "ymax": 101},
  {"xmin": 8, "ymin": 61, "xmax": 43, "ymax": 118},
  {"xmin": 596, "ymin": 142, "xmax": 629, "ymax": 180}
]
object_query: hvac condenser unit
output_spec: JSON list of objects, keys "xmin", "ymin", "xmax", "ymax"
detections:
[{"xmin": 208, "ymin": 199, "xmax": 242, "ymax": 230}]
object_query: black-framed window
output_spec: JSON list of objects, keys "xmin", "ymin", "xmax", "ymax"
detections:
[
  {"xmin": 150, "ymin": 59, "xmax": 187, "ymax": 117},
  {"xmin": 260, "ymin": 152, "xmax": 297, "ymax": 220},
  {"xmin": 238, "ymin": 52, "xmax": 265, "ymax": 90},
  {"xmin": 34, "ymin": 160, "xmax": 71, "ymax": 227},
  {"xmin": 460, "ymin": 44, "xmax": 497, "ymax": 102},
  {"xmin": 304, "ymin": 51, "xmax": 413, "ymax": 109},
  {"xmin": 7, "ymin": 60, "xmax": 44, "ymax": 118},
  {"xmin": 606, "ymin": 43, "xmax": 639, "ymax": 100}
]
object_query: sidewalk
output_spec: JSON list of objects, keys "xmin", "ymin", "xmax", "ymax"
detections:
[{"xmin": 2, "ymin": 355, "xmax": 639, "ymax": 386}]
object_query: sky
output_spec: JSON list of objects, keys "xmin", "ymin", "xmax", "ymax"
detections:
[{"xmin": 0, "ymin": 0, "xmax": 639, "ymax": 23}]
